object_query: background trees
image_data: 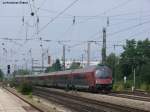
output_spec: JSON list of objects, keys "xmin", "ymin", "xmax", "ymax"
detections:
[
  {"xmin": 12, "ymin": 69, "xmax": 30, "ymax": 76},
  {"xmin": 120, "ymin": 39, "xmax": 150, "ymax": 83},
  {"xmin": 45, "ymin": 59, "xmax": 62, "ymax": 73},
  {"xmin": 106, "ymin": 38, "xmax": 150, "ymax": 90},
  {"xmin": 0, "ymin": 69, "xmax": 4, "ymax": 80},
  {"xmin": 69, "ymin": 62, "xmax": 81, "ymax": 70}
]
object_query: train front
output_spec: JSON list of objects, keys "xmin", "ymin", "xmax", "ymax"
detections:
[{"xmin": 95, "ymin": 66, "xmax": 113, "ymax": 91}]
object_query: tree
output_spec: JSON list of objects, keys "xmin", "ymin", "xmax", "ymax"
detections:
[
  {"xmin": 105, "ymin": 53, "xmax": 121, "ymax": 82},
  {"xmin": 13, "ymin": 69, "xmax": 30, "ymax": 76},
  {"xmin": 120, "ymin": 39, "xmax": 137, "ymax": 77},
  {"xmin": 0, "ymin": 69, "xmax": 4, "ymax": 80},
  {"xmin": 106, "ymin": 53, "xmax": 118, "ymax": 68},
  {"xmin": 45, "ymin": 59, "xmax": 62, "ymax": 73},
  {"xmin": 69, "ymin": 62, "xmax": 81, "ymax": 70},
  {"xmin": 53, "ymin": 59, "xmax": 62, "ymax": 71},
  {"xmin": 120, "ymin": 39, "xmax": 150, "ymax": 86}
]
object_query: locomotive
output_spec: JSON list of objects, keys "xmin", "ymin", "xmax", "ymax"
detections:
[{"xmin": 15, "ymin": 65, "xmax": 113, "ymax": 92}]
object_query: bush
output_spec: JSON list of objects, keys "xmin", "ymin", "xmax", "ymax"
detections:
[
  {"xmin": 124, "ymin": 80, "xmax": 132, "ymax": 89},
  {"xmin": 28, "ymin": 93, "xmax": 33, "ymax": 99},
  {"xmin": 148, "ymin": 85, "xmax": 150, "ymax": 92},
  {"xmin": 113, "ymin": 82, "xmax": 124, "ymax": 92},
  {"xmin": 140, "ymin": 83, "xmax": 148, "ymax": 90},
  {"xmin": 9, "ymin": 78, "xmax": 17, "ymax": 87},
  {"xmin": 18, "ymin": 83, "xmax": 33, "ymax": 95},
  {"xmin": 139, "ymin": 83, "xmax": 150, "ymax": 92}
]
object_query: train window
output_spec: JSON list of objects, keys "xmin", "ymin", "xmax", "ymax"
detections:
[
  {"xmin": 60, "ymin": 75, "xmax": 67, "ymax": 80},
  {"xmin": 95, "ymin": 68, "xmax": 110, "ymax": 78},
  {"xmin": 74, "ymin": 74, "xmax": 84, "ymax": 79}
]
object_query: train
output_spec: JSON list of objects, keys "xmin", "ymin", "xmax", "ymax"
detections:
[{"xmin": 15, "ymin": 65, "xmax": 113, "ymax": 92}]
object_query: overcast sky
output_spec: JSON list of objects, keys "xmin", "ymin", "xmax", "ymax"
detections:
[{"xmin": 0, "ymin": 0, "xmax": 150, "ymax": 71}]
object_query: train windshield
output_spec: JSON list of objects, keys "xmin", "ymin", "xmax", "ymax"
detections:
[{"xmin": 95, "ymin": 68, "xmax": 110, "ymax": 78}]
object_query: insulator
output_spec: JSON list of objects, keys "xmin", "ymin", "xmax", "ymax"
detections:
[
  {"xmin": 22, "ymin": 16, "xmax": 24, "ymax": 25},
  {"xmin": 73, "ymin": 16, "xmax": 76, "ymax": 24},
  {"xmin": 107, "ymin": 17, "xmax": 109, "ymax": 26},
  {"xmin": 37, "ymin": 17, "xmax": 39, "ymax": 23}
]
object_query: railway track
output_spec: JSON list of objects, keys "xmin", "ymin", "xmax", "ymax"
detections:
[
  {"xmin": 109, "ymin": 90, "xmax": 150, "ymax": 102},
  {"xmin": 115, "ymin": 90, "xmax": 150, "ymax": 97},
  {"xmin": 109, "ymin": 92, "xmax": 150, "ymax": 102},
  {"xmin": 33, "ymin": 87, "xmax": 149, "ymax": 112}
]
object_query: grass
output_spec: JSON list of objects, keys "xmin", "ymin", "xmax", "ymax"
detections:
[
  {"xmin": 113, "ymin": 80, "xmax": 133, "ymax": 92},
  {"xmin": 113, "ymin": 80, "xmax": 150, "ymax": 92},
  {"xmin": 140, "ymin": 83, "xmax": 150, "ymax": 92}
]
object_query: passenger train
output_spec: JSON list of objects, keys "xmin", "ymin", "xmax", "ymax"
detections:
[{"xmin": 15, "ymin": 66, "xmax": 113, "ymax": 92}]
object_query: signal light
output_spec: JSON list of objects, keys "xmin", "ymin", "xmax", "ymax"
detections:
[{"xmin": 7, "ymin": 65, "xmax": 10, "ymax": 74}]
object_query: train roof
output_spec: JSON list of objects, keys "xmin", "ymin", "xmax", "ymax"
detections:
[{"xmin": 15, "ymin": 65, "xmax": 109, "ymax": 78}]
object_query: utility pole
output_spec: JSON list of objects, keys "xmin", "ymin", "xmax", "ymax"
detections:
[
  {"xmin": 133, "ymin": 67, "xmax": 136, "ymax": 90},
  {"xmin": 31, "ymin": 58, "xmax": 33, "ymax": 74},
  {"xmin": 40, "ymin": 37, "xmax": 44, "ymax": 72},
  {"xmin": 41, "ymin": 51, "xmax": 44, "ymax": 72},
  {"xmin": 29, "ymin": 49, "xmax": 32, "ymax": 74},
  {"xmin": 113, "ymin": 45, "xmax": 116, "ymax": 83},
  {"xmin": 81, "ymin": 54, "xmax": 84, "ymax": 67},
  {"xmin": 87, "ymin": 41, "xmax": 91, "ymax": 66},
  {"xmin": 57, "ymin": 40, "xmax": 70, "ymax": 71},
  {"xmin": 62, "ymin": 45, "xmax": 66, "ymax": 71},
  {"xmin": 102, "ymin": 27, "xmax": 106, "ymax": 64}
]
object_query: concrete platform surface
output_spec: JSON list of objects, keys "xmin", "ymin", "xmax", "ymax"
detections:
[{"xmin": 0, "ymin": 87, "xmax": 39, "ymax": 112}]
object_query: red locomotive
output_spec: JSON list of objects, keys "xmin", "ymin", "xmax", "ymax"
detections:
[{"xmin": 15, "ymin": 66, "xmax": 113, "ymax": 92}]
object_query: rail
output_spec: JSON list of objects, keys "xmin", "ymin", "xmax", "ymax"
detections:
[{"xmin": 33, "ymin": 86, "xmax": 149, "ymax": 112}]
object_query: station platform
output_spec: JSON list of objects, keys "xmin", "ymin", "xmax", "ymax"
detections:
[{"xmin": 0, "ymin": 87, "xmax": 39, "ymax": 112}]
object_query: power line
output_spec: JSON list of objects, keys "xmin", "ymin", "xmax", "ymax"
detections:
[
  {"xmin": 120, "ymin": 27, "xmax": 150, "ymax": 42},
  {"xmin": 108, "ymin": 20, "xmax": 150, "ymax": 37},
  {"xmin": 91, "ymin": 19, "xmax": 150, "ymax": 40},
  {"xmin": 37, "ymin": 0, "xmax": 47, "ymax": 11},
  {"xmin": 37, "ymin": 0, "xmax": 79, "ymax": 34},
  {"xmin": 71, "ymin": 0, "xmax": 134, "ymax": 25},
  {"xmin": 37, "ymin": 8, "xmax": 73, "ymax": 17},
  {"xmin": 103, "ymin": 0, "xmax": 133, "ymax": 14}
]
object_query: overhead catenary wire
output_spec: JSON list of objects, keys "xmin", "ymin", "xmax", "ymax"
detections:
[
  {"xmin": 36, "ymin": 0, "xmax": 79, "ymax": 35},
  {"xmin": 0, "ymin": 19, "xmax": 149, "ymax": 43},
  {"xmin": 120, "ymin": 27, "xmax": 150, "ymax": 42},
  {"xmin": 3, "ymin": 18, "xmax": 148, "ymax": 51},
  {"xmin": 1, "ymin": 0, "xmax": 150, "ymax": 62},
  {"xmin": 70, "ymin": 0, "xmax": 134, "ymax": 25},
  {"xmin": 90, "ymin": 19, "xmax": 150, "ymax": 40},
  {"xmin": 108, "ymin": 20, "xmax": 150, "ymax": 38}
]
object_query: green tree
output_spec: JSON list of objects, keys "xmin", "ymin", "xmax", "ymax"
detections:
[
  {"xmin": 0, "ymin": 69, "xmax": 4, "ymax": 80},
  {"xmin": 120, "ymin": 39, "xmax": 137, "ymax": 77},
  {"xmin": 106, "ymin": 53, "xmax": 118, "ymax": 68},
  {"xmin": 13, "ymin": 69, "xmax": 30, "ymax": 76},
  {"xmin": 45, "ymin": 59, "xmax": 62, "ymax": 73},
  {"xmin": 105, "ymin": 53, "xmax": 121, "ymax": 82},
  {"xmin": 120, "ymin": 39, "xmax": 150, "ymax": 87},
  {"xmin": 69, "ymin": 62, "xmax": 81, "ymax": 70}
]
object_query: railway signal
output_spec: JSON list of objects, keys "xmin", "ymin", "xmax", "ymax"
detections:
[{"xmin": 7, "ymin": 65, "xmax": 10, "ymax": 75}]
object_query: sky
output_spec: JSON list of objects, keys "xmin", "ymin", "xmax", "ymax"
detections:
[{"xmin": 0, "ymin": 0, "xmax": 150, "ymax": 72}]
